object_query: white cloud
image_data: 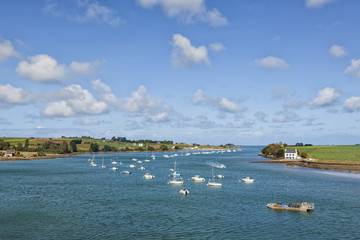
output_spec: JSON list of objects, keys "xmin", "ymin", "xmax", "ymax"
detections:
[
  {"xmin": 309, "ymin": 87, "xmax": 340, "ymax": 107},
  {"xmin": 305, "ymin": 0, "xmax": 334, "ymax": 8},
  {"xmin": 122, "ymin": 85, "xmax": 175, "ymax": 123},
  {"xmin": 0, "ymin": 84, "xmax": 33, "ymax": 107},
  {"xmin": 171, "ymin": 34, "xmax": 210, "ymax": 68},
  {"xmin": 16, "ymin": 54, "xmax": 66, "ymax": 82},
  {"xmin": 137, "ymin": 0, "xmax": 227, "ymax": 27},
  {"xmin": 74, "ymin": 118, "xmax": 100, "ymax": 125},
  {"xmin": 329, "ymin": 44, "xmax": 347, "ymax": 58},
  {"xmin": 43, "ymin": 85, "xmax": 108, "ymax": 117},
  {"xmin": 191, "ymin": 89, "xmax": 245, "ymax": 114},
  {"xmin": 91, "ymin": 79, "xmax": 119, "ymax": 105},
  {"xmin": 44, "ymin": 0, "xmax": 123, "ymax": 27},
  {"xmin": 0, "ymin": 39, "xmax": 19, "ymax": 61},
  {"xmin": 70, "ymin": 61, "xmax": 99, "ymax": 74},
  {"xmin": 254, "ymin": 56, "xmax": 290, "ymax": 69},
  {"xmin": 273, "ymin": 110, "xmax": 302, "ymax": 123},
  {"xmin": 209, "ymin": 42, "xmax": 225, "ymax": 52},
  {"xmin": 283, "ymin": 99, "xmax": 304, "ymax": 109},
  {"xmin": 344, "ymin": 97, "xmax": 360, "ymax": 112},
  {"xmin": 344, "ymin": 59, "xmax": 360, "ymax": 79}
]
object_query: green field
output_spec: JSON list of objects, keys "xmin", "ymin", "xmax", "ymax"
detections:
[{"xmin": 288, "ymin": 145, "xmax": 360, "ymax": 162}]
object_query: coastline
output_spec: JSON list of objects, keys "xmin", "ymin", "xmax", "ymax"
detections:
[{"xmin": 256, "ymin": 154, "xmax": 360, "ymax": 173}]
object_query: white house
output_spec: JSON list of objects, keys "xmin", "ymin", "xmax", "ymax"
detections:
[{"xmin": 284, "ymin": 149, "xmax": 297, "ymax": 159}]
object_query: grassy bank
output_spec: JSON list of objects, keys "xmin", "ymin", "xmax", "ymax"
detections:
[{"xmin": 287, "ymin": 145, "xmax": 360, "ymax": 162}]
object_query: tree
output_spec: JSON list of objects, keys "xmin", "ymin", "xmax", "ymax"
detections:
[
  {"xmin": 60, "ymin": 141, "xmax": 69, "ymax": 153},
  {"xmin": 102, "ymin": 145, "xmax": 112, "ymax": 151},
  {"xmin": 300, "ymin": 152, "xmax": 308, "ymax": 159},
  {"xmin": 159, "ymin": 144, "xmax": 168, "ymax": 151},
  {"xmin": 25, "ymin": 139, "xmax": 30, "ymax": 148},
  {"xmin": 90, "ymin": 143, "xmax": 99, "ymax": 152},
  {"xmin": 70, "ymin": 140, "xmax": 77, "ymax": 152},
  {"xmin": 147, "ymin": 146, "xmax": 155, "ymax": 151}
]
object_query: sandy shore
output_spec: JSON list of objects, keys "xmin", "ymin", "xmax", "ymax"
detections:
[{"xmin": 256, "ymin": 155, "xmax": 360, "ymax": 173}]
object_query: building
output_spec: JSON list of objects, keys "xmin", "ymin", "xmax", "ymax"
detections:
[
  {"xmin": 284, "ymin": 149, "xmax": 297, "ymax": 159},
  {"xmin": 4, "ymin": 149, "xmax": 15, "ymax": 157}
]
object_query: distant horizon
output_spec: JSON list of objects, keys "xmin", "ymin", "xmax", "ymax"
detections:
[{"xmin": 1, "ymin": 1, "xmax": 360, "ymax": 146}]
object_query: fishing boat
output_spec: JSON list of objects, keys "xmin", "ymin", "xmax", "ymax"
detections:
[
  {"xmin": 207, "ymin": 166, "xmax": 222, "ymax": 187},
  {"xmin": 266, "ymin": 202, "xmax": 315, "ymax": 212},
  {"xmin": 191, "ymin": 175, "xmax": 205, "ymax": 182},
  {"xmin": 241, "ymin": 177, "xmax": 254, "ymax": 183},
  {"xmin": 179, "ymin": 189, "xmax": 190, "ymax": 195},
  {"xmin": 143, "ymin": 173, "xmax": 155, "ymax": 179}
]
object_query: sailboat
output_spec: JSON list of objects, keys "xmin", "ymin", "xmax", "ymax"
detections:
[
  {"xmin": 168, "ymin": 161, "xmax": 183, "ymax": 185},
  {"xmin": 101, "ymin": 157, "xmax": 106, "ymax": 169},
  {"xmin": 207, "ymin": 166, "xmax": 222, "ymax": 187},
  {"xmin": 163, "ymin": 150, "xmax": 169, "ymax": 158}
]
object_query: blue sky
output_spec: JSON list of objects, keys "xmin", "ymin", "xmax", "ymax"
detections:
[{"xmin": 1, "ymin": 0, "xmax": 360, "ymax": 145}]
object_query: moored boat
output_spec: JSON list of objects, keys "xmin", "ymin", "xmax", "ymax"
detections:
[
  {"xmin": 179, "ymin": 189, "xmax": 190, "ymax": 195},
  {"xmin": 266, "ymin": 202, "xmax": 315, "ymax": 212},
  {"xmin": 241, "ymin": 177, "xmax": 254, "ymax": 183},
  {"xmin": 191, "ymin": 175, "xmax": 205, "ymax": 182},
  {"xmin": 143, "ymin": 173, "xmax": 155, "ymax": 179}
]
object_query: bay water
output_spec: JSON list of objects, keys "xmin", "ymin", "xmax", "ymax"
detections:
[{"xmin": 1, "ymin": 146, "xmax": 359, "ymax": 239}]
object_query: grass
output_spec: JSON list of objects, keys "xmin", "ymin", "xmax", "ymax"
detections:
[{"xmin": 288, "ymin": 145, "xmax": 360, "ymax": 162}]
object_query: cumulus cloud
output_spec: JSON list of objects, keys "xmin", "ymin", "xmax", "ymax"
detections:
[
  {"xmin": 137, "ymin": 0, "xmax": 227, "ymax": 27},
  {"xmin": 16, "ymin": 54, "xmax": 67, "ymax": 82},
  {"xmin": 44, "ymin": 0, "xmax": 123, "ymax": 27},
  {"xmin": 0, "ymin": 84, "xmax": 33, "ymax": 107},
  {"xmin": 0, "ymin": 39, "xmax": 19, "ymax": 61},
  {"xmin": 70, "ymin": 61, "xmax": 100, "ymax": 74},
  {"xmin": 254, "ymin": 56, "xmax": 290, "ymax": 69},
  {"xmin": 305, "ymin": 0, "xmax": 334, "ymax": 8},
  {"xmin": 329, "ymin": 44, "xmax": 347, "ymax": 58},
  {"xmin": 192, "ymin": 89, "xmax": 245, "ymax": 114},
  {"xmin": 121, "ymin": 85, "xmax": 175, "ymax": 123},
  {"xmin": 43, "ymin": 84, "xmax": 108, "ymax": 117},
  {"xmin": 344, "ymin": 59, "xmax": 360, "ymax": 79},
  {"xmin": 273, "ymin": 110, "xmax": 302, "ymax": 123},
  {"xmin": 91, "ymin": 79, "xmax": 119, "ymax": 105},
  {"xmin": 344, "ymin": 97, "xmax": 360, "ymax": 112},
  {"xmin": 309, "ymin": 87, "xmax": 340, "ymax": 107},
  {"xmin": 171, "ymin": 34, "xmax": 210, "ymax": 68},
  {"xmin": 209, "ymin": 42, "xmax": 225, "ymax": 52}
]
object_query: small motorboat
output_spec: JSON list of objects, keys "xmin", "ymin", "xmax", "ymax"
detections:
[
  {"xmin": 129, "ymin": 164, "xmax": 136, "ymax": 168},
  {"xmin": 132, "ymin": 158, "xmax": 137, "ymax": 161},
  {"xmin": 123, "ymin": 171, "xmax": 131, "ymax": 174},
  {"xmin": 219, "ymin": 164, "xmax": 226, "ymax": 168},
  {"xmin": 191, "ymin": 175, "xmax": 205, "ymax": 182},
  {"xmin": 137, "ymin": 160, "xmax": 142, "ymax": 163},
  {"xmin": 143, "ymin": 173, "xmax": 155, "ymax": 179},
  {"xmin": 139, "ymin": 166, "xmax": 145, "ymax": 170},
  {"xmin": 111, "ymin": 161, "xmax": 118, "ymax": 165},
  {"xmin": 179, "ymin": 189, "xmax": 190, "ymax": 195},
  {"xmin": 266, "ymin": 202, "xmax": 315, "ymax": 212},
  {"xmin": 144, "ymin": 159, "xmax": 151, "ymax": 162},
  {"xmin": 217, "ymin": 174, "xmax": 224, "ymax": 179},
  {"xmin": 90, "ymin": 162, "xmax": 97, "ymax": 167},
  {"xmin": 110, "ymin": 167, "xmax": 118, "ymax": 171},
  {"xmin": 241, "ymin": 177, "xmax": 254, "ymax": 183}
]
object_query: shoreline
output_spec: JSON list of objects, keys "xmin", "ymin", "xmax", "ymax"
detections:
[
  {"xmin": 256, "ymin": 154, "xmax": 360, "ymax": 173},
  {"xmin": 0, "ymin": 148, "xmax": 227, "ymax": 162}
]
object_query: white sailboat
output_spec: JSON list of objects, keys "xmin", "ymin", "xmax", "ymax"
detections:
[
  {"xmin": 168, "ymin": 161, "xmax": 183, "ymax": 185},
  {"xmin": 101, "ymin": 157, "xmax": 106, "ymax": 168},
  {"xmin": 207, "ymin": 166, "xmax": 222, "ymax": 187}
]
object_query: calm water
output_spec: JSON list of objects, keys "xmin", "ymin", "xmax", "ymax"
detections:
[{"xmin": 1, "ymin": 146, "xmax": 360, "ymax": 239}]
